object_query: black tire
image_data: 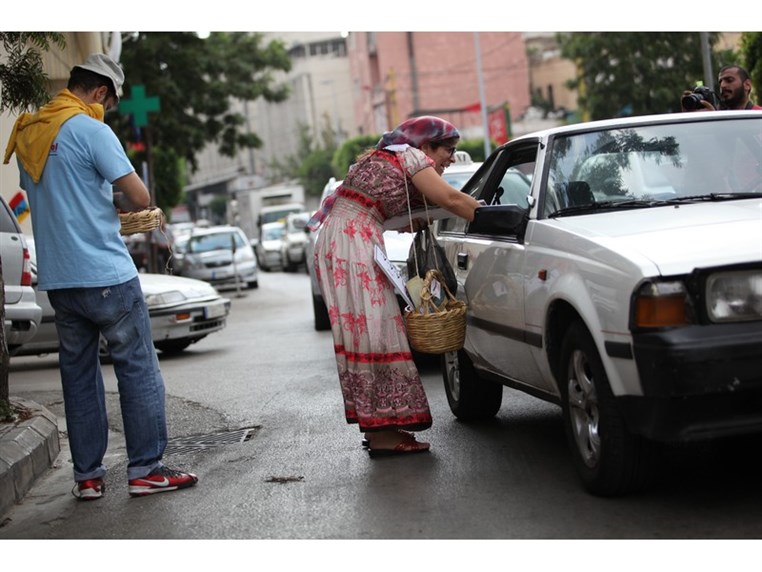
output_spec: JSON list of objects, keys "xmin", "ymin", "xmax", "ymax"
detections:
[
  {"xmin": 247, "ymin": 280, "xmax": 259, "ymax": 289},
  {"xmin": 559, "ymin": 321, "xmax": 657, "ymax": 496},
  {"xmin": 155, "ymin": 338, "xmax": 193, "ymax": 355},
  {"xmin": 441, "ymin": 349, "xmax": 502, "ymax": 421},
  {"xmin": 313, "ymin": 294, "xmax": 331, "ymax": 331}
]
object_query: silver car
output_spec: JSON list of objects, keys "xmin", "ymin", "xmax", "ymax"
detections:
[
  {"xmin": 15, "ymin": 237, "xmax": 232, "ymax": 357},
  {"xmin": 1, "ymin": 195, "xmax": 42, "ymax": 354},
  {"xmin": 176, "ymin": 225, "xmax": 258, "ymax": 290},
  {"xmin": 280, "ymin": 211, "xmax": 311, "ymax": 272},
  {"xmin": 255, "ymin": 221, "xmax": 286, "ymax": 271}
]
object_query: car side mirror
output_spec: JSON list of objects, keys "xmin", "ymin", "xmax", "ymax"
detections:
[{"xmin": 469, "ymin": 205, "xmax": 526, "ymax": 236}]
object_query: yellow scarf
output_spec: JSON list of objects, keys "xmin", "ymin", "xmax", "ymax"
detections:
[{"xmin": 3, "ymin": 89, "xmax": 105, "ymax": 183}]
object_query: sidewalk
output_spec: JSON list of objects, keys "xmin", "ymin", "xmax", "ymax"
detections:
[{"xmin": 0, "ymin": 397, "xmax": 60, "ymax": 519}]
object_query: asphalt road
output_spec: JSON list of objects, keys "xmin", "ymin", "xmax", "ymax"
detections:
[{"xmin": 2, "ymin": 268, "xmax": 760, "ymax": 568}]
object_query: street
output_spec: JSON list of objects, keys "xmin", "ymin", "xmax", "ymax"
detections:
[{"xmin": 2, "ymin": 269, "xmax": 760, "ymax": 564}]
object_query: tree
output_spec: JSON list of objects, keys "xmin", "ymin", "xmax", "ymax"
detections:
[
  {"xmin": 108, "ymin": 32, "xmax": 292, "ymax": 210},
  {"xmin": 557, "ymin": 32, "xmax": 722, "ymax": 120},
  {"xmin": 0, "ymin": 32, "xmax": 65, "ymax": 417},
  {"xmin": 268, "ymin": 116, "xmax": 341, "ymax": 197},
  {"xmin": 0, "ymin": 33, "xmax": 65, "ymax": 113},
  {"xmin": 332, "ymin": 134, "xmax": 380, "ymax": 178},
  {"xmin": 739, "ymin": 32, "xmax": 762, "ymax": 102}
]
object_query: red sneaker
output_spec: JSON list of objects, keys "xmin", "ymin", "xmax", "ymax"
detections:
[
  {"xmin": 128, "ymin": 465, "xmax": 198, "ymax": 497},
  {"xmin": 72, "ymin": 478, "xmax": 105, "ymax": 501}
]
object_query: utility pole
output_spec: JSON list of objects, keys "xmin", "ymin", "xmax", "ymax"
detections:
[
  {"xmin": 474, "ymin": 32, "xmax": 491, "ymax": 158},
  {"xmin": 700, "ymin": 32, "xmax": 714, "ymax": 92}
]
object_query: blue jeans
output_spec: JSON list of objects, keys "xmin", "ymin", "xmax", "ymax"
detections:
[{"xmin": 48, "ymin": 276, "xmax": 167, "ymax": 481}]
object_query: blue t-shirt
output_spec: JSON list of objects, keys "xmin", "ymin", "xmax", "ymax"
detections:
[{"xmin": 19, "ymin": 113, "xmax": 138, "ymax": 290}]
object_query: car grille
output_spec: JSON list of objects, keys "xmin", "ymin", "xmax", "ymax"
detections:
[
  {"xmin": 205, "ymin": 260, "xmax": 231, "ymax": 268},
  {"xmin": 190, "ymin": 317, "xmax": 225, "ymax": 332}
]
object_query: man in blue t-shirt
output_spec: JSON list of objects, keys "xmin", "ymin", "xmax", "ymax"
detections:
[{"xmin": 5, "ymin": 53, "xmax": 198, "ymax": 500}]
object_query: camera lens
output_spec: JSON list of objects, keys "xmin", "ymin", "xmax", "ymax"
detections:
[{"xmin": 682, "ymin": 93, "xmax": 703, "ymax": 110}]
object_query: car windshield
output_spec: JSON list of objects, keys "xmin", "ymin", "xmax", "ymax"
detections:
[
  {"xmin": 545, "ymin": 117, "xmax": 762, "ymax": 217},
  {"xmin": 287, "ymin": 214, "xmax": 310, "ymax": 232},
  {"xmin": 188, "ymin": 231, "xmax": 245, "ymax": 253},
  {"xmin": 263, "ymin": 226, "xmax": 285, "ymax": 240}
]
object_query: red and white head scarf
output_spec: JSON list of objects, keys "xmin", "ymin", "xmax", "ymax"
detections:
[{"xmin": 377, "ymin": 115, "xmax": 460, "ymax": 149}]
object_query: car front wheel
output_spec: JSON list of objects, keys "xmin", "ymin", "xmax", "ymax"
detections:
[
  {"xmin": 559, "ymin": 321, "xmax": 657, "ymax": 496},
  {"xmin": 441, "ymin": 349, "xmax": 502, "ymax": 421}
]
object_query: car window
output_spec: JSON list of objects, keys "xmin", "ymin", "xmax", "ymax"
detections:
[
  {"xmin": 263, "ymin": 226, "xmax": 285, "ymax": 240},
  {"xmin": 189, "ymin": 231, "xmax": 246, "ymax": 253},
  {"xmin": 438, "ymin": 160, "xmax": 496, "ymax": 234},
  {"xmin": 543, "ymin": 118, "xmax": 762, "ymax": 218},
  {"xmin": 438, "ymin": 144, "xmax": 537, "ymax": 237},
  {"xmin": 0, "ymin": 196, "xmax": 21, "ymax": 233}
]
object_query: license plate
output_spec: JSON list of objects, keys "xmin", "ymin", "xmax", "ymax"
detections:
[{"xmin": 204, "ymin": 302, "xmax": 226, "ymax": 320}]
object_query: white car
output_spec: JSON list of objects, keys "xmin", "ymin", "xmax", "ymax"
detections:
[
  {"xmin": 435, "ymin": 110, "xmax": 762, "ymax": 496},
  {"xmin": 15, "ymin": 238, "xmax": 232, "ymax": 357},
  {"xmin": 176, "ymin": 225, "xmax": 259, "ymax": 289},
  {"xmin": 255, "ymin": 221, "xmax": 286, "ymax": 271},
  {"xmin": 1, "ymin": 195, "xmax": 42, "ymax": 354},
  {"xmin": 280, "ymin": 211, "xmax": 311, "ymax": 272}
]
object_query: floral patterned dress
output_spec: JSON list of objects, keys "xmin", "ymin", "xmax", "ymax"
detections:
[{"xmin": 313, "ymin": 147, "xmax": 433, "ymax": 433}]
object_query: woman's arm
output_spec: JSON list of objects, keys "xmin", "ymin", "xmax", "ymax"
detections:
[{"xmin": 411, "ymin": 166, "xmax": 481, "ymax": 221}]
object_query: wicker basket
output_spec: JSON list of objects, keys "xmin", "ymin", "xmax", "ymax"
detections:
[
  {"xmin": 119, "ymin": 207, "xmax": 164, "ymax": 235},
  {"xmin": 404, "ymin": 269, "xmax": 467, "ymax": 354}
]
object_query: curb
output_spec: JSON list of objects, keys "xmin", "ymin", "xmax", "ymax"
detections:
[{"xmin": 0, "ymin": 397, "xmax": 60, "ymax": 519}]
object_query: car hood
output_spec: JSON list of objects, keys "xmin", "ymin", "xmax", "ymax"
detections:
[
  {"xmin": 137, "ymin": 273, "xmax": 219, "ymax": 298},
  {"xmin": 548, "ymin": 199, "xmax": 762, "ymax": 275}
]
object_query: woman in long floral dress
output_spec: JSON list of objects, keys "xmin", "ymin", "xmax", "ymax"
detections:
[{"xmin": 309, "ymin": 116, "xmax": 481, "ymax": 456}]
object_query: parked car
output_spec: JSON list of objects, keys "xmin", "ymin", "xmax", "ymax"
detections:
[
  {"xmin": 255, "ymin": 221, "xmax": 286, "ymax": 271},
  {"xmin": 434, "ymin": 110, "xmax": 762, "ymax": 496},
  {"xmin": 307, "ymin": 154, "xmax": 482, "ymax": 331},
  {"xmin": 1, "ymin": 195, "xmax": 42, "ymax": 355},
  {"xmin": 280, "ymin": 211, "xmax": 311, "ymax": 272},
  {"xmin": 441, "ymin": 150, "xmax": 483, "ymax": 190},
  {"xmin": 14, "ymin": 238, "xmax": 232, "ymax": 357},
  {"xmin": 175, "ymin": 225, "xmax": 258, "ymax": 289}
]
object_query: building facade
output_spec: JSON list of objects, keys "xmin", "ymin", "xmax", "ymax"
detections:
[{"xmin": 347, "ymin": 32, "xmax": 531, "ymax": 140}]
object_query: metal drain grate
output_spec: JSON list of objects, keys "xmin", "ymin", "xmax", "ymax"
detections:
[{"xmin": 165, "ymin": 427, "xmax": 257, "ymax": 454}]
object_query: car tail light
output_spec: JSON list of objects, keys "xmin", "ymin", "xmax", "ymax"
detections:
[{"xmin": 21, "ymin": 247, "xmax": 32, "ymax": 286}]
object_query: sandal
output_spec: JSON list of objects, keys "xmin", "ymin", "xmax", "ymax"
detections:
[
  {"xmin": 362, "ymin": 429, "xmax": 417, "ymax": 448},
  {"xmin": 368, "ymin": 439, "xmax": 430, "ymax": 458}
]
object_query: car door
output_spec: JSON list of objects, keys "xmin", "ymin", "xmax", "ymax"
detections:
[{"xmin": 438, "ymin": 140, "xmax": 550, "ymax": 389}]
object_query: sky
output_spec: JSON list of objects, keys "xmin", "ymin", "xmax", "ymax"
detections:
[{"xmin": 4, "ymin": 1, "xmax": 746, "ymax": 33}]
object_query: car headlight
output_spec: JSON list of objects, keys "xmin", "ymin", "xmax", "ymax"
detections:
[
  {"xmin": 705, "ymin": 269, "xmax": 762, "ymax": 323},
  {"xmin": 632, "ymin": 280, "xmax": 692, "ymax": 328},
  {"xmin": 145, "ymin": 290, "xmax": 187, "ymax": 307}
]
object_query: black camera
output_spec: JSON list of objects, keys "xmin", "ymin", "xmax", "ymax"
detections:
[{"xmin": 682, "ymin": 85, "xmax": 719, "ymax": 111}]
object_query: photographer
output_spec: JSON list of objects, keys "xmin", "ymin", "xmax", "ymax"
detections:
[{"xmin": 681, "ymin": 64, "xmax": 762, "ymax": 111}]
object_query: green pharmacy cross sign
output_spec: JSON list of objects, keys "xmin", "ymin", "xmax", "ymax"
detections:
[{"xmin": 118, "ymin": 85, "xmax": 160, "ymax": 127}]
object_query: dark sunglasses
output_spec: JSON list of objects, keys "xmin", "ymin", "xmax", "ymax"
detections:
[{"xmin": 443, "ymin": 146, "xmax": 457, "ymax": 157}]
